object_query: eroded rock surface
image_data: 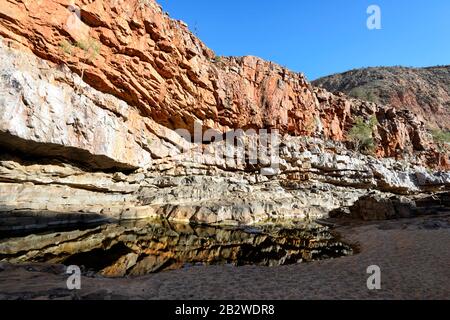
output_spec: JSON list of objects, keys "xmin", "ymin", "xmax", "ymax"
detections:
[
  {"xmin": 1, "ymin": 131, "xmax": 449, "ymax": 229},
  {"xmin": 353, "ymin": 191, "xmax": 450, "ymax": 220}
]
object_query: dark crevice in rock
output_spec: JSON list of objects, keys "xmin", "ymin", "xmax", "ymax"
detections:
[
  {"xmin": 0, "ymin": 209, "xmax": 112, "ymax": 240},
  {"xmin": 337, "ymin": 191, "xmax": 450, "ymax": 221},
  {"xmin": 0, "ymin": 177, "xmax": 133, "ymax": 195},
  {"xmin": 0, "ymin": 131, "xmax": 137, "ymax": 173}
]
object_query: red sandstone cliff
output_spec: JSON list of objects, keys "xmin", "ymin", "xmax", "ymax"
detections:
[{"xmin": 0, "ymin": 0, "xmax": 447, "ymax": 167}]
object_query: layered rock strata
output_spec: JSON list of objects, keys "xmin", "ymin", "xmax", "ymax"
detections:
[{"xmin": 0, "ymin": 0, "xmax": 449, "ymax": 232}]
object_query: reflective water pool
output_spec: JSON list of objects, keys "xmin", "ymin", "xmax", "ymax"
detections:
[{"xmin": 0, "ymin": 219, "xmax": 353, "ymax": 277}]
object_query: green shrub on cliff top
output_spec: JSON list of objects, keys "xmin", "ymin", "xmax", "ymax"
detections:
[
  {"xmin": 431, "ymin": 129, "xmax": 450, "ymax": 150},
  {"xmin": 75, "ymin": 38, "xmax": 100, "ymax": 62},
  {"xmin": 60, "ymin": 40, "xmax": 73, "ymax": 55},
  {"xmin": 348, "ymin": 116, "xmax": 378, "ymax": 154}
]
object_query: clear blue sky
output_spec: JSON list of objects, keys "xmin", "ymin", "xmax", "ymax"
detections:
[{"xmin": 158, "ymin": 0, "xmax": 450, "ymax": 81}]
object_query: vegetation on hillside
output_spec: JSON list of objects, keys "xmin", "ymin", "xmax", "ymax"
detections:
[
  {"xmin": 348, "ymin": 87, "xmax": 379, "ymax": 103},
  {"xmin": 348, "ymin": 116, "xmax": 378, "ymax": 154},
  {"xmin": 312, "ymin": 66, "xmax": 450, "ymax": 131},
  {"xmin": 431, "ymin": 129, "xmax": 450, "ymax": 151},
  {"xmin": 60, "ymin": 37, "xmax": 101, "ymax": 92}
]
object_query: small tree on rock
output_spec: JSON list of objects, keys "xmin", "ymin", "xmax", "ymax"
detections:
[
  {"xmin": 348, "ymin": 116, "xmax": 378, "ymax": 154},
  {"xmin": 431, "ymin": 129, "xmax": 450, "ymax": 151}
]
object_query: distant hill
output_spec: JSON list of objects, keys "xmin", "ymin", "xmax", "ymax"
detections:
[{"xmin": 313, "ymin": 66, "xmax": 450, "ymax": 131}]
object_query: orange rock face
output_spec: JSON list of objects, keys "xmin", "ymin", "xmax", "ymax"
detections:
[
  {"xmin": 0, "ymin": 0, "xmax": 321, "ymax": 136},
  {"xmin": 0, "ymin": 0, "xmax": 446, "ymax": 167}
]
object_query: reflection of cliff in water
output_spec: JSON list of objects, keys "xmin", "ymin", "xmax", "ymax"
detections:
[{"xmin": 0, "ymin": 220, "xmax": 353, "ymax": 277}]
